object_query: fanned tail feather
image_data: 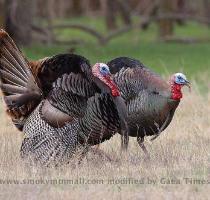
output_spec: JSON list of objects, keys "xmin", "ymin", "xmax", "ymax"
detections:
[{"xmin": 0, "ymin": 29, "xmax": 42, "ymax": 130}]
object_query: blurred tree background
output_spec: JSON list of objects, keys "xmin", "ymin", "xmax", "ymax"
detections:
[
  {"xmin": 1, "ymin": 0, "xmax": 210, "ymax": 45},
  {"xmin": 0, "ymin": 0, "xmax": 210, "ymax": 82}
]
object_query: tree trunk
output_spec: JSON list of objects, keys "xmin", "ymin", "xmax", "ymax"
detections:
[
  {"xmin": 5, "ymin": 0, "xmax": 36, "ymax": 46},
  {"xmin": 158, "ymin": 0, "xmax": 174, "ymax": 39},
  {"xmin": 203, "ymin": 0, "xmax": 210, "ymax": 26},
  {"xmin": 70, "ymin": 0, "xmax": 83, "ymax": 16},
  {"xmin": 0, "ymin": 0, "xmax": 5, "ymax": 28},
  {"xmin": 105, "ymin": 0, "xmax": 118, "ymax": 30},
  {"xmin": 117, "ymin": 0, "xmax": 131, "ymax": 25},
  {"xmin": 141, "ymin": 0, "xmax": 158, "ymax": 30},
  {"xmin": 176, "ymin": 0, "xmax": 186, "ymax": 25}
]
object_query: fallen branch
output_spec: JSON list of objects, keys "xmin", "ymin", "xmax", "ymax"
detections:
[
  {"xmin": 141, "ymin": 13, "xmax": 210, "ymax": 25},
  {"xmin": 31, "ymin": 24, "xmax": 54, "ymax": 44},
  {"xmin": 104, "ymin": 25, "xmax": 133, "ymax": 43},
  {"xmin": 45, "ymin": 13, "xmax": 210, "ymax": 46},
  {"xmin": 163, "ymin": 36, "xmax": 210, "ymax": 44},
  {"xmin": 52, "ymin": 38, "xmax": 85, "ymax": 45},
  {"xmin": 49, "ymin": 24, "xmax": 105, "ymax": 45}
]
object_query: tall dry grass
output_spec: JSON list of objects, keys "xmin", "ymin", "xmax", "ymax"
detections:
[{"xmin": 0, "ymin": 83, "xmax": 209, "ymax": 200}]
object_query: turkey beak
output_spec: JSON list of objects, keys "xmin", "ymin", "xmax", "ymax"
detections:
[{"xmin": 184, "ymin": 80, "xmax": 191, "ymax": 92}]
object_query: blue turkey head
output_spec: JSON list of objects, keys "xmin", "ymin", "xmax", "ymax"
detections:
[
  {"xmin": 174, "ymin": 73, "xmax": 190, "ymax": 85},
  {"xmin": 99, "ymin": 63, "xmax": 111, "ymax": 76}
]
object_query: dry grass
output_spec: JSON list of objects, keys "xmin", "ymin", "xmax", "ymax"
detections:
[{"xmin": 0, "ymin": 84, "xmax": 209, "ymax": 200}]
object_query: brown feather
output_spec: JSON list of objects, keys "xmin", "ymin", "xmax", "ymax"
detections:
[{"xmin": 41, "ymin": 100, "xmax": 74, "ymax": 128}]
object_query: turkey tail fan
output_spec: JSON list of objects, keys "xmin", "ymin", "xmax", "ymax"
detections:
[{"xmin": 0, "ymin": 29, "xmax": 42, "ymax": 130}]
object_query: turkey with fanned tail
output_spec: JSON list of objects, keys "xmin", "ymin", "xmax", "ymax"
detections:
[
  {"xmin": 107, "ymin": 57, "xmax": 190, "ymax": 156},
  {"xmin": 0, "ymin": 30, "xmax": 128, "ymax": 166}
]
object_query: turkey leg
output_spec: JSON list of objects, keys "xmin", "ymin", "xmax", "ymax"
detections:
[
  {"xmin": 137, "ymin": 136, "xmax": 150, "ymax": 158},
  {"xmin": 121, "ymin": 129, "xmax": 129, "ymax": 151}
]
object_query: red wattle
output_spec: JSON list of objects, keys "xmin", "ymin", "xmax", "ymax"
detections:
[
  {"xmin": 105, "ymin": 78, "xmax": 120, "ymax": 97},
  {"xmin": 171, "ymin": 83, "xmax": 182, "ymax": 100},
  {"xmin": 111, "ymin": 88, "xmax": 120, "ymax": 97}
]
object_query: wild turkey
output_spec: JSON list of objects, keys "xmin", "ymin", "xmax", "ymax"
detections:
[
  {"xmin": 107, "ymin": 57, "xmax": 190, "ymax": 155},
  {"xmin": 0, "ymin": 30, "xmax": 128, "ymax": 166}
]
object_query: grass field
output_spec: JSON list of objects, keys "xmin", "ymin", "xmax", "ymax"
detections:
[
  {"xmin": 0, "ymin": 86, "xmax": 209, "ymax": 199},
  {"xmin": 0, "ymin": 19, "xmax": 210, "ymax": 199}
]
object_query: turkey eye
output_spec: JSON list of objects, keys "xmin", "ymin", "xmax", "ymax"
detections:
[{"xmin": 102, "ymin": 67, "xmax": 106, "ymax": 71}]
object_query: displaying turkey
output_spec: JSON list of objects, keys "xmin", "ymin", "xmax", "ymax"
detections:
[
  {"xmin": 107, "ymin": 57, "xmax": 190, "ymax": 156},
  {"xmin": 0, "ymin": 30, "xmax": 128, "ymax": 166}
]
